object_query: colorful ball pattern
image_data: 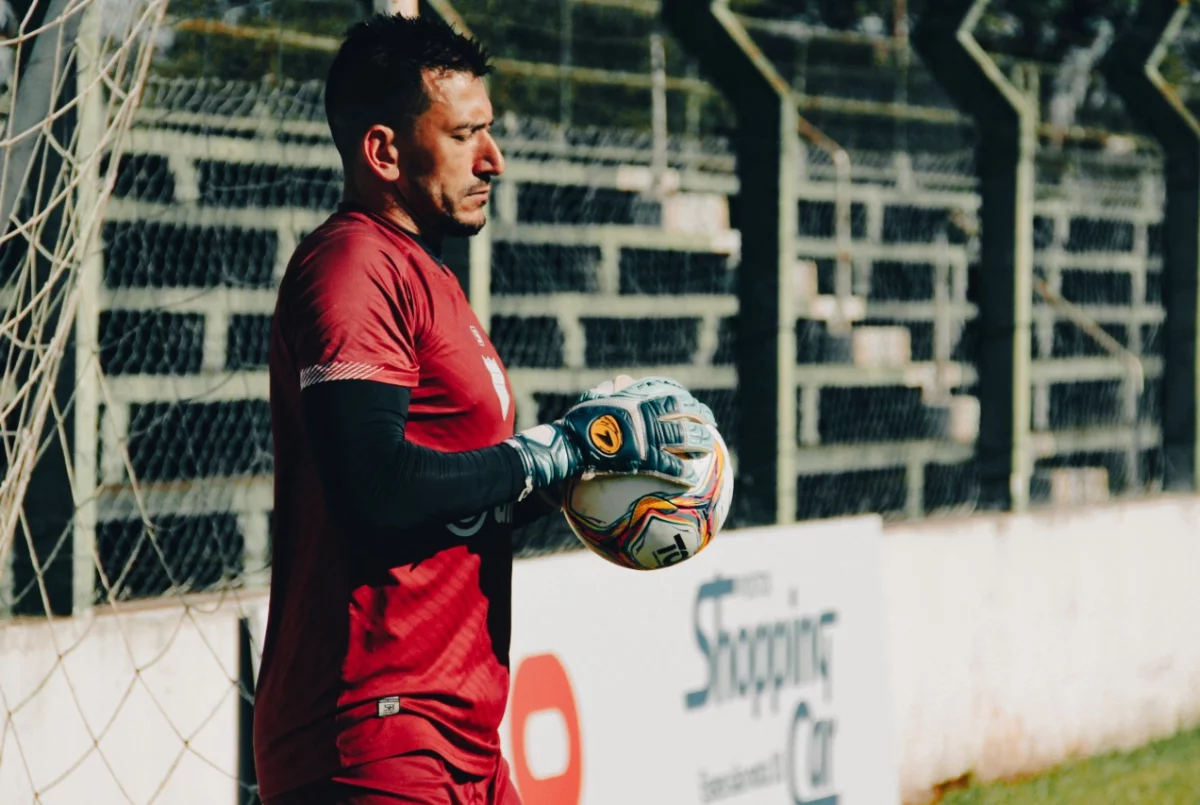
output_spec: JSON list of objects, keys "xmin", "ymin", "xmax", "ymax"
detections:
[{"xmin": 562, "ymin": 426, "xmax": 734, "ymax": 570}]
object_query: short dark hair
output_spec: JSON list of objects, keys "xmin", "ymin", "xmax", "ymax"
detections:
[{"xmin": 324, "ymin": 14, "xmax": 492, "ymax": 159}]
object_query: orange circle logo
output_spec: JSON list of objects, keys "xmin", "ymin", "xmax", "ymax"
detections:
[
  {"xmin": 509, "ymin": 654, "xmax": 583, "ymax": 805},
  {"xmin": 588, "ymin": 415, "xmax": 622, "ymax": 456}
]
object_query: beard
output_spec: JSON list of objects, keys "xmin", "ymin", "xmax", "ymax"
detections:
[
  {"xmin": 392, "ymin": 181, "xmax": 487, "ymax": 240},
  {"xmin": 439, "ymin": 211, "xmax": 486, "ymax": 238},
  {"xmin": 438, "ymin": 183, "xmax": 490, "ymax": 238}
]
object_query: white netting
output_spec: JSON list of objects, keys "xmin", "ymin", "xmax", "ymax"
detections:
[
  {"xmin": 0, "ymin": 0, "xmax": 167, "ymax": 599},
  {"xmin": 0, "ymin": 2, "xmax": 264, "ymax": 804}
]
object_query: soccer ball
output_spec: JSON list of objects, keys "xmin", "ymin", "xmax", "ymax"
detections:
[{"xmin": 562, "ymin": 426, "xmax": 734, "ymax": 570}]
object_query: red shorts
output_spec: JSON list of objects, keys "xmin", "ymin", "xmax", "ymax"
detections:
[{"xmin": 263, "ymin": 753, "xmax": 523, "ymax": 805}]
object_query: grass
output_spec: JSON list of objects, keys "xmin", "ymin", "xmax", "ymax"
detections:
[{"xmin": 938, "ymin": 726, "xmax": 1200, "ymax": 805}]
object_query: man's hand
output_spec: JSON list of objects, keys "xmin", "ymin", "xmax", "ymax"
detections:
[
  {"xmin": 576, "ymin": 374, "xmax": 635, "ymax": 401},
  {"xmin": 504, "ymin": 377, "xmax": 714, "ymax": 500},
  {"xmin": 576, "ymin": 376, "xmax": 717, "ymax": 428}
]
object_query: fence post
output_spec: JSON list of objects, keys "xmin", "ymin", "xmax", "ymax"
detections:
[
  {"xmin": 913, "ymin": 0, "xmax": 1035, "ymax": 511},
  {"xmin": 443, "ymin": 227, "xmax": 493, "ymax": 327},
  {"xmin": 71, "ymin": 2, "xmax": 105, "ymax": 615},
  {"xmin": 5, "ymin": 0, "xmax": 88, "ymax": 615},
  {"xmin": 1102, "ymin": 0, "xmax": 1198, "ymax": 492},
  {"xmin": 661, "ymin": 0, "xmax": 799, "ymax": 525}
]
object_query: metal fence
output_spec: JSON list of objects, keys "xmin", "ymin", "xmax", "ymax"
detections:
[{"xmin": 1, "ymin": 0, "xmax": 1192, "ymax": 610}]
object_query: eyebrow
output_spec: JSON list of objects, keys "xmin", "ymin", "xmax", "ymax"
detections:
[{"xmin": 450, "ymin": 119, "xmax": 493, "ymax": 133}]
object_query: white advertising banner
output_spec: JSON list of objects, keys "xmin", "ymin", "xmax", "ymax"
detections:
[{"xmin": 502, "ymin": 516, "xmax": 898, "ymax": 805}]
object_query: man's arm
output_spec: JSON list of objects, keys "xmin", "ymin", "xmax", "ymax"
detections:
[
  {"xmin": 303, "ymin": 379, "xmax": 527, "ymax": 533},
  {"xmin": 508, "ymin": 375, "xmax": 634, "ymax": 529},
  {"xmin": 304, "ymin": 375, "xmax": 716, "ymax": 537}
]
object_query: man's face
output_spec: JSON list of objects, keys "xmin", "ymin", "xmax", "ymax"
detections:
[{"xmin": 393, "ymin": 70, "xmax": 504, "ymax": 239}]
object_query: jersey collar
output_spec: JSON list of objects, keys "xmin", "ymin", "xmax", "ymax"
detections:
[{"xmin": 336, "ymin": 201, "xmax": 446, "ymax": 265}]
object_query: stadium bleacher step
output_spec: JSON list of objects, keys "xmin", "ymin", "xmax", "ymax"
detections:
[
  {"xmin": 923, "ymin": 395, "xmax": 981, "ymax": 445},
  {"xmin": 1032, "ymin": 467, "xmax": 1112, "ymax": 506},
  {"xmin": 851, "ymin": 325, "xmax": 912, "ymax": 369}
]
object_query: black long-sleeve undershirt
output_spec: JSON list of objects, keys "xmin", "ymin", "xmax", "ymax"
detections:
[{"xmin": 302, "ymin": 379, "xmax": 552, "ymax": 535}]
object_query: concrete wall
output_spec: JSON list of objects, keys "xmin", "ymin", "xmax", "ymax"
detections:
[
  {"xmin": 5, "ymin": 497, "xmax": 1200, "ymax": 803},
  {"xmin": 0, "ymin": 598, "xmax": 247, "ymax": 804},
  {"xmin": 884, "ymin": 495, "xmax": 1200, "ymax": 803}
]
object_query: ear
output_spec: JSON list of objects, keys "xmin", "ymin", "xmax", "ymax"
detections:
[{"xmin": 361, "ymin": 124, "xmax": 401, "ymax": 183}]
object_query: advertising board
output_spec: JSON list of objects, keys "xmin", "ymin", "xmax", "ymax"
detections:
[{"xmin": 503, "ymin": 516, "xmax": 898, "ymax": 805}]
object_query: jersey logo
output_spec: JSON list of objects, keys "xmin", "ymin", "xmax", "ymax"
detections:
[
  {"xmin": 446, "ymin": 513, "xmax": 487, "ymax": 538},
  {"xmin": 444, "ymin": 505, "xmax": 514, "ymax": 539},
  {"xmin": 588, "ymin": 415, "xmax": 623, "ymax": 455},
  {"xmin": 482, "ymin": 356, "xmax": 511, "ymax": 419},
  {"xmin": 470, "ymin": 325, "xmax": 486, "ymax": 347}
]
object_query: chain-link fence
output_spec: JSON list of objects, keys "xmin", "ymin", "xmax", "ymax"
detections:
[
  {"xmin": 733, "ymin": 0, "xmax": 1168, "ymax": 517},
  {"xmin": 17, "ymin": 0, "xmax": 1177, "ymax": 602}
]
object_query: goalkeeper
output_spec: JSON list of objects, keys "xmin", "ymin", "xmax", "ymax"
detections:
[{"xmin": 255, "ymin": 12, "xmax": 712, "ymax": 805}]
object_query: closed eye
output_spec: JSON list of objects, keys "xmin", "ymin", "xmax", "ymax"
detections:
[{"xmin": 450, "ymin": 121, "xmax": 493, "ymax": 142}]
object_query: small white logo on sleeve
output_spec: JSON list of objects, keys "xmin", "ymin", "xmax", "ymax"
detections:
[
  {"xmin": 470, "ymin": 325, "xmax": 485, "ymax": 347},
  {"xmin": 482, "ymin": 356, "xmax": 511, "ymax": 419},
  {"xmin": 377, "ymin": 696, "xmax": 401, "ymax": 717}
]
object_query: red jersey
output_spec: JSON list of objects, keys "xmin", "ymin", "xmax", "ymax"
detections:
[{"xmin": 255, "ymin": 205, "xmax": 518, "ymax": 800}]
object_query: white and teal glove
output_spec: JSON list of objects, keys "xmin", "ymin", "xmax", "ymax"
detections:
[
  {"xmin": 505, "ymin": 377, "xmax": 716, "ymax": 501},
  {"xmin": 576, "ymin": 376, "xmax": 716, "ymax": 424}
]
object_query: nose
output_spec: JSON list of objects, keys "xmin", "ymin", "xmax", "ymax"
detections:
[{"xmin": 478, "ymin": 131, "xmax": 505, "ymax": 178}]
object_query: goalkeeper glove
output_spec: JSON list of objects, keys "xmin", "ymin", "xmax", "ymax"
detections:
[
  {"xmin": 575, "ymin": 376, "xmax": 716, "ymax": 426},
  {"xmin": 505, "ymin": 382, "xmax": 714, "ymax": 501}
]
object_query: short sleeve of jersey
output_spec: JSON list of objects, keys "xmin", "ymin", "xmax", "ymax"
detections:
[{"xmin": 285, "ymin": 234, "xmax": 427, "ymax": 390}]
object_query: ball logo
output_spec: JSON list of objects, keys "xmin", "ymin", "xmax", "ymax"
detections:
[
  {"xmin": 509, "ymin": 654, "xmax": 583, "ymax": 805},
  {"xmin": 588, "ymin": 415, "xmax": 622, "ymax": 456}
]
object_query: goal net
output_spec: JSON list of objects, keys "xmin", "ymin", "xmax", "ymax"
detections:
[{"xmin": 0, "ymin": 2, "xmax": 254, "ymax": 803}]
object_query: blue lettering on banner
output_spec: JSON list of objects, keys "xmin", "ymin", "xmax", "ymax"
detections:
[
  {"xmin": 685, "ymin": 573, "xmax": 843, "ymax": 804},
  {"xmin": 684, "ymin": 574, "xmax": 838, "ymax": 717},
  {"xmin": 787, "ymin": 700, "xmax": 838, "ymax": 805}
]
